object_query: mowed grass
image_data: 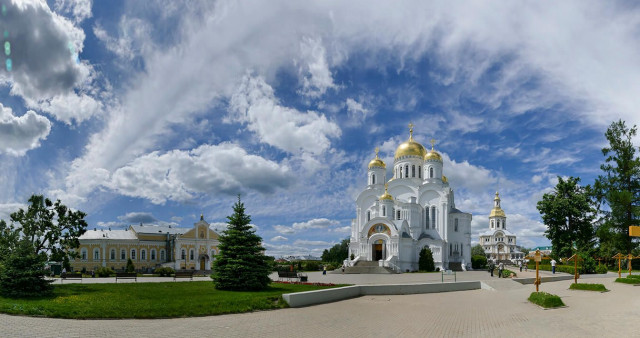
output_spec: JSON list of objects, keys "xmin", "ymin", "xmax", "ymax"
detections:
[
  {"xmin": 528, "ymin": 292, "xmax": 565, "ymax": 308},
  {"xmin": 569, "ymin": 283, "xmax": 607, "ymax": 292},
  {"xmin": 0, "ymin": 282, "xmax": 341, "ymax": 319},
  {"xmin": 615, "ymin": 277, "xmax": 640, "ymax": 285}
]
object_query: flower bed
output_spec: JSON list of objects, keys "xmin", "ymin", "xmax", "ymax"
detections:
[{"xmin": 273, "ymin": 281, "xmax": 337, "ymax": 287}]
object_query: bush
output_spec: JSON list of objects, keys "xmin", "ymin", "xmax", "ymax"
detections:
[
  {"xmin": 502, "ymin": 269, "xmax": 516, "ymax": 278},
  {"xmin": 471, "ymin": 255, "xmax": 487, "ymax": 269},
  {"xmin": 81, "ymin": 267, "xmax": 87, "ymax": 274},
  {"xmin": 0, "ymin": 239, "xmax": 53, "ymax": 298},
  {"xmin": 95, "ymin": 267, "xmax": 114, "ymax": 277},
  {"xmin": 126, "ymin": 259, "xmax": 135, "ymax": 273},
  {"xmin": 418, "ymin": 247, "xmax": 435, "ymax": 272},
  {"xmin": 625, "ymin": 274, "xmax": 640, "ymax": 280},
  {"xmin": 595, "ymin": 264, "xmax": 608, "ymax": 274},
  {"xmin": 615, "ymin": 277, "xmax": 639, "ymax": 284},
  {"xmin": 528, "ymin": 292, "xmax": 564, "ymax": 308},
  {"xmin": 154, "ymin": 267, "xmax": 175, "ymax": 276},
  {"xmin": 569, "ymin": 283, "xmax": 607, "ymax": 292},
  {"xmin": 302, "ymin": 261, "xmax": 321, "ymax": 271}
]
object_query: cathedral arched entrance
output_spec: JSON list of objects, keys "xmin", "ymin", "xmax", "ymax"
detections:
[
  {"xmin": 372, "ymin": 239, "xmax": 386, "ymax": 261},
  {"xmin": 198, "ymin": 254, "xmax": 209, "ymax": 271}
]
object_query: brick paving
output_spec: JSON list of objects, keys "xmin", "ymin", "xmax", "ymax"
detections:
[{"xmin": 1, "ymin": 272, "xmax": 637, "ymax": 337}]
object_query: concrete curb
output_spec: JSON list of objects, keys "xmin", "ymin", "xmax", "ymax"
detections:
[
  {"xmin": 513, "ymin": 275, "xmax": 574, "ymax": 284},
  {"xmin": 282, "ymin": 281, "xmax": 481, "ymax": 308}
]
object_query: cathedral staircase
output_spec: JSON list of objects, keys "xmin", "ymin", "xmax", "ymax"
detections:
[
  {"xmin": 340, "ymin": 260, "xmax": 397, "ymax": 274},
  {"xmin": 448, "ymin": 262, "xmax": 463, "ymax": 272}
]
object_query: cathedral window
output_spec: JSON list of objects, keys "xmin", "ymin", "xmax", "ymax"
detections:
[
  {"xmin": 431, "ymin": 206, "xmax": 436, "ymax": 229},
  {"xmin": 382, "ymin": 206, "xmax": 386, "ymax": 216},
  {"xmin": 412, "ymin": 165, "xmax": 415, "ymax": 177},
  {"xmin": 151, "ymin": 249, "xmax": 156, "ymax": 260},
  {"xmin": 454, "ymin": 218, "xmax": 458, "ymax": 232},
  {"xmin": 121, "ymin": 249, "xmax": 126, "ymax": 260},
  {"xmin": 181, "ymin": 249, "xmax": 186, "ymax": 260},
  {"xmin": 418, "ymin": 166, "xmax": 421, "ymax": 178},
  {"xmin": 449, "ymin": 243, "xmax": 452, "ymax": 255},
  {"xmin": 372, "ymin": 174, "xmax": 376, "ymax": 185},
  {"xmin": 397, "ymin": 210, "xmax": 401, "ymax": 220},
  {"xmin": 425, "ymin": 207, "xmax": 430, "ymax": 229},
  {"xmin": 404, "ymin": 165, "xmax": 408, "ymax": 178},
  {"xmin": 367, "ymin": 211, "xmax": 371, "ymax": 221},
  {"xmin": 131, "ymin": 249, "xmax": 136, "ymax": 260},
  {"xmin": 110, "ymin": 249, "xmax": 116, "ymax": 260},
  {"xmin": 491, "ymin": 220, "xmax": 494, "ymax": 228}
]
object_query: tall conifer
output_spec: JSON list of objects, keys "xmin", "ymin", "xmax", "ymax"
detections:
[{"xmin": 212, "ymin": 196, "xmax": 270, "ymax": 290}]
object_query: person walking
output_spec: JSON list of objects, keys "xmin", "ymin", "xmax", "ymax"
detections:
[
  {"xmin": 519, "ymin": 260, "xmax": 523, "ymax": 272},
  {"xmin": 498, "ymin": 262, "xmax": 504, "ymax": 278},
  {"xmin": 551, "ymin": 259, "xmax": 556, "ymax": 274},
  {"xmin": 322, "ymin": 265, "xmax": 327, "ymax": 275},
  {"xmin": 489, "ymin": 261, "xmax": 495, "ymax": 277}
]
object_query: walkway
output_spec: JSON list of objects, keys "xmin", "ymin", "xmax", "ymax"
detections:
[{"xmin": 2, "ymin": 272, "xmax": 637, "ymax": 337}]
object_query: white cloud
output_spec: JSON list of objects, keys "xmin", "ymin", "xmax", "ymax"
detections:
[
  {"xmin": 0, "ymin": 203, "xmax": 24, "ymax": 222},
  {"xmin": 109, "ymin": 143, "xmax": 293, "ymax": 204},
  {"xmin": 1, "ymin": 0, "xmax": 100, "ymax": 124},
  {"xmin": 443, "ymin": 153, "xmax": 496, "ymax": 195},
  {"xmin": 271, "ymin": 236, "xmax": 288, "ymax": 242},
  {"xmin": 54, "ymin": 0, "xmax": 92, "ymax": 23},
  {"xmin": 293, "ymin": 239, "xmax": 332, "ymax": 246},
  {"xmin": 117, "ymin": 212, "xmax": 157, "ymax": 224},
  {"xmin": 273, "ymin": 225, "xmax": 295, "ymax": 234},
  {"xmin": 229, "ymin": 74, "xmax": 341, "ymax": 155},
  {"xmin": 93, "ymin": 16, "xmax": 153, "ymax": 61},
  {"xmin": 0, "ymin": 104, "xmax": 51, "ymax": 156},
  {"xmin": 297, "ymin": 36, "xmax": 336, "ymax": 97},
  {"xmin": 292, "ymin": 218, "xmax": 340, "ymax": 230},
  {"xmin": 333, "ymin": 226, "xmax": 351, "ymax": 233},
  {"xmin": 96, "ymin": 221, "xmax": 123, "ymax": 229}
]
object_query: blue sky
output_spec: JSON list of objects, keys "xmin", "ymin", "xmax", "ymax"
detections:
[{"xmin": 1, "ymin": 0, "xmax": 639, "ymax": 257}]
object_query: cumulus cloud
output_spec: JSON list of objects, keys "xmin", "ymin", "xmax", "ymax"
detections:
[
  {"xmin": 109, "ymin": 143, "xmax": 293, "ymax": 204},
  {"xmin": 229, "ymin": 74, "xmax": 341, "ymax": 154},
  {"xmin": 0, "ymin": 104, "xmax": 51, "ymax": 156},
  {"xmin": 292, "ymin": 218, "xmax": 340, "ymax": 230},
  {"xmin": 54, "ymin": 0, "xmax": 92, "ymax": 23},
  {"xmin": 297, "ymin": 36, "xmax": 336, "ymax": 97},
  {"xmin": 443, "ymin": 153, "xmax": 496, "ymax": 195},
  {"xmin": 273, "ymin": 225, "xmax": 295, "ymax": 234},
  {"xmin": 1, "ymin": 0, "xmax": 100, "ymax": 124},
  {"xmin": 293, "ymin": 239, "xmax": 332, "ymax": 246},
  {"xmin": 117, "ymin": 212, "xmax": 157, "ymax": 224},
  {"xmin": 271, "ymin": 236, "xmax": 288, "ymax": 242},
  {"xmin": 0, "ymin": 203, "xmax": 24, "ymax": 222}
]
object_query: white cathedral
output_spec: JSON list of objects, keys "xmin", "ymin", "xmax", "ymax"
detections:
[{"xmin": 349, "ymin": 125, "xmax": 472, "ymax": 272}]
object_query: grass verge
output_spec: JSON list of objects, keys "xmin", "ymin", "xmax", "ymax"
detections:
[
  {"xmin": 0, "ymin": 281, "xmax": 342, "ymax": 319},
  {"xmin": 569, "ymin": 283, "xmax": 607, "ymax": 292},
  {"xmin": 528, "ymin": 292, "xmax": 565, "ymax": 308},
  {"xmin": 624, "ymin": 274, "xmax": 640, "ymax": 280},
  {"xmin": 615, "ymin": 277, "xmax": 640, "ymax": 285}
]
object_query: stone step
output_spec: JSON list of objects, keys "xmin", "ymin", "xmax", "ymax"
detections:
[{"xmin": 342, "ymin": 266, "xmax": 395, "ymax": 274}]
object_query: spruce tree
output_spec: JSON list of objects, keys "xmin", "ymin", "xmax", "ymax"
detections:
[
  {"xmin": 419, "ymin": 247, "xmax": 435, "ymax": 272},
  {"xmin": 0, "ymin": 239, "xmax": 52, "ymax": 298},
  {"xmin": 212, "ymin": 196, "xmax": 270, "ymax": 290}
]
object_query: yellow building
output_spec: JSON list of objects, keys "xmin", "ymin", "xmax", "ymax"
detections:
[{"xmin": 72, "ymin": 216, "xmax": 220, "ymax": 273}]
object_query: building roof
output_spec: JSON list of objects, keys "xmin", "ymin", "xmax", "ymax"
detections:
[
  {"xmin": 130, "ymin": 224, "xmax": 190, "ymax": 235},
  {"xmin": 79, "ymin": 229, "xmax": 138, "ymax": 240}
]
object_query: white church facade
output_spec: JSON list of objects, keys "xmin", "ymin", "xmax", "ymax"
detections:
[
  {"xmin": 478, "ymin": 192, "xmax": 524, "ymax": 262},
  {"xmin": 349, "ymin": 125, "xmax": 472, "ymax": 272}
]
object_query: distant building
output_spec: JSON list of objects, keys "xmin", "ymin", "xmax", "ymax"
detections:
[
  {"xmin": 478, "ymin": 192, "xmax": 524, "ymax": 262},
  {"xmin": 72, "ymin": 215, "xmax": 220, "ymax": 272},
  {"xmin": 529, "ymin": 246, "xmax": 553, "ymax": 256}
]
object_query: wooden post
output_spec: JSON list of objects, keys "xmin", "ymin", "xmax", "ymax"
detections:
[
  {"xmin": 613, "ymin": 253, "xmax": 625, "ymax": 278},
  {"xmin": 534, "ymin": 249, "xmax": 541, "ymax": 292}
]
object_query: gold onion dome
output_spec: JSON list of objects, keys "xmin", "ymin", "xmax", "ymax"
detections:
[
  {"xmin": 490, "ymin": 191, "xmax": 506, "ymax": 217},
  {"xmin": 442, "ymin": 175, "xmax": 448, "ymax": 183},
  {"xmin": 425, "ymin": 139, "xmax": 442, "ymax": 161},
  {"xmin": 368, "ymin": 147, "xmax": 386, "ymax": 169},
  {"xmin": 379, "ymin": 184, "xmax": 393, "ymax": 200},
  {"xmin": 394, "ymin": 123, "xmax": 426, "ymax": 160}
]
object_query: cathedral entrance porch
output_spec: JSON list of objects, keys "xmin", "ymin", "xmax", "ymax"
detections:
[{"xmin": 371, "ymin": 239, "xmax": 386, "ymax": 261}]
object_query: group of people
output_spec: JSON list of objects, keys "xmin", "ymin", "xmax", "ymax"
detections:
[{"xmin": 488, "ymin": 261, "xmax": 505, "ymax": 277}]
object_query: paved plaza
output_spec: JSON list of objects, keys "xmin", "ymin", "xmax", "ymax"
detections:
[{"xmin": 1, "ymin": 270, "xmax": 638, "ymax": 337}]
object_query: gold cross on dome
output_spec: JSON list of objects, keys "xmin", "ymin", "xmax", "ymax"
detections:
[
  {"xmin": 430, "ymin": 138, "xmax": 436, "ymax": 149},
  {"xmin": 374, "ymin": 147, "xmax": 379, "ymax": 158},
  {"xmin": 408, "ymin": 122, "xmax": 414, "ymax": 138}
]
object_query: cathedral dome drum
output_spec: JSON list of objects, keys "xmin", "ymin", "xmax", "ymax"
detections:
[{"xmin": 368, "ymin": 148, "xmax": 386, "ymax": 169}]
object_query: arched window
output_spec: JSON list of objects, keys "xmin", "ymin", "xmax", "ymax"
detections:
[
  {"xmin": 151, "ymin": 249, "xmax": 156, "ymax": 260},
  {"xmin": 397, "ymin": 210, "xmax": 401, "ymax": 220},
  {"xmin": 367, "ymin": 211, "xmax": 371, "ymax": 221},
  {"xmin": 418, "ymin": 166, "xmax": 421, "ymax": 178},
  {"xmin": 425, "ymin": 207, "xmax": 430, "ymax": 229},
  {"xmin": 491, "ymin": 220, "xmax": 494, "ymax": 228},
  {"xmin": 372, "ymin": 174, "xmax": 376, "ymax": 185},
  {"xmin": 404, "ymin": 165, "xmax": 408, "ymax": 178},
  {"xmin": 81, "ymin": 249, "xmax": 87, "ymax": 260},
  {"xmin": 131, "ymin": 249, "xmax": 136, "ymax": 260},
  {"xmin": 412, "ymin": 165, "xmax": 415, "ymax": 177},
  {"xmin": 431, "ymin": 206, "xmax": 436, "ymax": 229},
  {"xmin": 181, "ymin": 249, "xmax": 186, "ymax": 260},
  {"xmin": 110, "ymin": 249, "xmax": 116, "ymax": 260},
  {"xmin": 429, "ymin": 167, "xmax": 434, "ymax": 178},
  {"xmin": 141, "ymin": 249, "xmax": 146, "ymax": 260},
  {"xmin": 94, "ymin": 249, "xmax": 100, "ymax": 260},
  {"xmin": 121, "ymin": 249, "xmax": 126, "ymax": 260},
  {"xmin": 160, "ymin": 250, "xmax": 165, "ymax": 261},
  {"xmin": 382, "ymin": 206, "xmax": 386, "ymax": 216},
  {"xmin": 454, "ymin": 218, "xmax": 459, "ymax": 232},
  {"xmin": 190, "ymin": 250, "xmax": 194, "ymax": 260}
]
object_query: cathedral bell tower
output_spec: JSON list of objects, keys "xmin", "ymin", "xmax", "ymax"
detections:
[{"xmin": 367, "ymin": 147, "xmax": 386, "ymax": 187}]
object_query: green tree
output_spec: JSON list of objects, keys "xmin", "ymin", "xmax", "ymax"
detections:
[
  {"xmin": 321, "ymin": 238, "xmax": 349, "ymax": 264},
  {"xmin": 126, "ymin": 258, "xmax": 135, "ymax": 273},
  {"xmin": 471, "ymin": 244, "xmax": 485, "ymax": 257},
  {"xmin": 0, "ymin": 239, "xmax": 52, "ymax": 298},
  {"xmin": 212, "ymin": 196, "xmax": 270, "ymax": 291},
  {"xmin": 418, "ymin": 247, "xmax": 435, "ymax": 272},
  {"xmin": 594, "ymin": 120, "xmax": 640, "ymax": 254},
  {"xmin": 537, "ymin": 177, "xmax": 595, "ymax": 259}
]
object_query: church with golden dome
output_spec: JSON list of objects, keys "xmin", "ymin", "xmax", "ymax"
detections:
[{"xmin": 348, "ymin": 125, "xmax": 472, "ymax": 272}]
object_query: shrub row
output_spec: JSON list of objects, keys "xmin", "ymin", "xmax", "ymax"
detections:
[
  {"xmin": 95, "ymin": 267, "xmax": 114, "ymax": 277},
  {"xmin": 569, "ymin": 283, "xmax": 607, "ymax": 292},
  {"xmin": 154, "ymin": 267, "xmax": 175, "ymax": 277}
]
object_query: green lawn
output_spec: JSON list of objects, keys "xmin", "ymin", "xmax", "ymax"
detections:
[
  {"xmin": 528, "ymin": 292, "xmax": 565, "ymax": 308},
  {"xmin": 0, "ymin": 281, "xmax": 341, "ymax": 319},
  {"xmin": 569, "ymin": 283, "xmax": 607, "ymax": 292},
  {"xmin": 615, "ymin": 277, "xmax": 640, "ymax": 285}
]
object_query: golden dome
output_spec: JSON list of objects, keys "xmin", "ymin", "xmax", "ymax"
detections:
[
  {"xmin": 442, "ymin": 175, "xmax": 448, "ymax": 183},
  {"xmin": 490, "ymin": 208, "xmax": 506, "ymax": 218},
  {"xmin": 368, "ymin": 147, "xmax": 386, "ymax": 169},
  {"xmin": 379, "ymin": 184, "xmax": 393, "ymax": 201},
  {"xmin": 424, "ymin": 138, "xmax": 442, "ymax": 161},
  {"xmin": 394, "ymin": 124, "xmax": 426, "ymax": 160}
]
